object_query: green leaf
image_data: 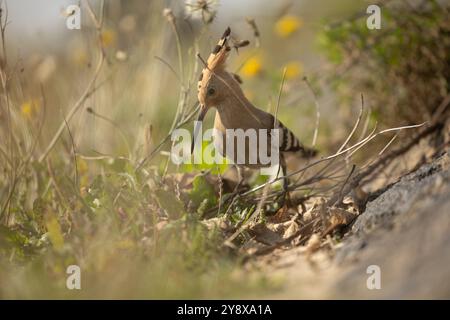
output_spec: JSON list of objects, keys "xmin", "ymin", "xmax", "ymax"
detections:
[{"xmin": 188, "ymin": 175, "xmax": 217, "ymax": 210}]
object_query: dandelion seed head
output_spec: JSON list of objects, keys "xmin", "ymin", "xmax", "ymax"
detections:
[{"xmin": 185, "ymin": 0, "xmax": 218, "ymax": 24}]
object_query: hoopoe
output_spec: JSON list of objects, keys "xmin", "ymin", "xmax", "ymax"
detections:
[{"xmin": 193, "ymin": 27, "xmax": 316, "ymax": 197}]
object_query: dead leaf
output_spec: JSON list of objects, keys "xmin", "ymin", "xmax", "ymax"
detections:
[
  {"xmin": 248, "ymin": 223, "xmax": 284, "ymax": 246},
  {"xmin": 322, "ymin": 207, "xmax": 357, "ymax": 236},
  {"xmin": 302, "ymin": 197, "xmax": 326, "ymax": 222},
  {"xmin": 240, "ymin": 238, "xmax": 268, "ymax": 255},
  {"xmin": 283, "ymin": 220, "xmax": 299, "ymax": 239},
  {"xmin": 269, "ymin": 206, "xmax": 296, "ymax": 223}
]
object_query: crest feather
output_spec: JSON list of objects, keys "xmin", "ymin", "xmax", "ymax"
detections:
[
  {"xmin": 207, "ymin": 27, "xmax": 231, "ymax": 71},
  {"xmin": 197, "ymin": 27, "xmax": 232, "ymax": 91}
]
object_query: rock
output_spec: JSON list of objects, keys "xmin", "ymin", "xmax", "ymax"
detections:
[
  {"xmin": 331, "ymin": 148, "xmax": 450, "ymax": 298},
  {"xmin": 268, "ymin": 148, "xmax": 450, "ymax": 299}
]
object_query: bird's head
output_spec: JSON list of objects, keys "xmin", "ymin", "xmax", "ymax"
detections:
[
  {"xmin": 192, "ymin": 27, "xmax": 248, "ymax": 153},
  {"xmin": 196, "ymin": 27, "xmax": 233, "ymax": 122}
]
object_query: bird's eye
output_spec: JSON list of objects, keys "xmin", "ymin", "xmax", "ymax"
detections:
[{"xmin": 207, "ymin": 87, "xmax": 216, "ymax": 96}]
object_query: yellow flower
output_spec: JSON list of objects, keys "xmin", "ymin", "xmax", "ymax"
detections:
[
  {"xmin": 21, "ymin": 102, "xmax": 33, "ymax": 118},
  {"xmin": 100, "ymin": 29, "xmax": 116, "ymax": 48},
  {"xmin": 20, "ymin": 100, "xmax": 39, "ymax": 119},
  {"xmin": 241, "ymin": 56, "xmax": 262, "ymax": 77},
  {"xmin": 275, "ymin": 15, "xmax": 302, "ymax": 37},
  {"xmin": 284, "ymin": 61, "xmax": 303, "ymax": 79}
]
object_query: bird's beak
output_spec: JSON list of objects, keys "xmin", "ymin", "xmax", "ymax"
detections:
[
  {"xmin": 196, "ymin": 104, "xmax": 209, "ymax": 122},
  {"xmin": 191, "ymin": 104, "xmax": 209, "ymax": 154}
]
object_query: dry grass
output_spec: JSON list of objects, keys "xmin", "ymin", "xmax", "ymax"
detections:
[{"xmin": 0, "ymin": 0, "xmax": 447, "ymax": 299}]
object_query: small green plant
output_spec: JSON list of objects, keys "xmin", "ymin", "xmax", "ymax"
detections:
[{"xmin": 319, "ymin": 0, "xmax": 450, "ymax": 126}]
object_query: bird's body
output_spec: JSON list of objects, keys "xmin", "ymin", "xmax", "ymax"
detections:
[
  {"xmin": 212, "ymin": 88, "xmax": 275, "ymax": 169},
  {"xmin": 212, "ymin": 93, "xmax": 306, "ymax": 169},
  {"xmin": 194, "ymin": 27, "xmax": 316, "ymax": 192}
]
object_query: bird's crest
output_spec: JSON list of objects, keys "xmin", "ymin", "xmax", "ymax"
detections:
[
  {"xmin": 198, "ymin": 27, "xmax": 231, "ymax": 90},
  {"xmin": 207, "ymin": 26, "xmax": 231, "ymax": 70}
]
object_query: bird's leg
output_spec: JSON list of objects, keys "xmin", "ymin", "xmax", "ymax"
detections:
[
  {"xmin": 234, "ymin": 165, "xmax": 244, "ymax": 194},
  {"xmin": 221, "ymin": 165, "xmax": 244, "ymax": 216},
  {"xmin": 279, "ymin": 155, "xmax": 290, "ymax": 207},
  {"xmin": 219, "ymin": 165, "xmax": 245, "ymax": 212}
]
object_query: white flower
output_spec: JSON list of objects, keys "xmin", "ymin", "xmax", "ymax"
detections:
[{"xmin": 185, "ymin": 0, "xmax": 218, "ymax": 24}]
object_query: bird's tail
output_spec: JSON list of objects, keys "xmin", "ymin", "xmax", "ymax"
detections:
[
  {"xmin": 285, "ymin": 140, "xmax": 317, "ymax": 159},
  {"xmin": 298, "ymin": 145, "xmax": 317, "ymax": 158},
  {"xmin": 276, "ymin": 120, "xmax": 318, "ymax": 158}
]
